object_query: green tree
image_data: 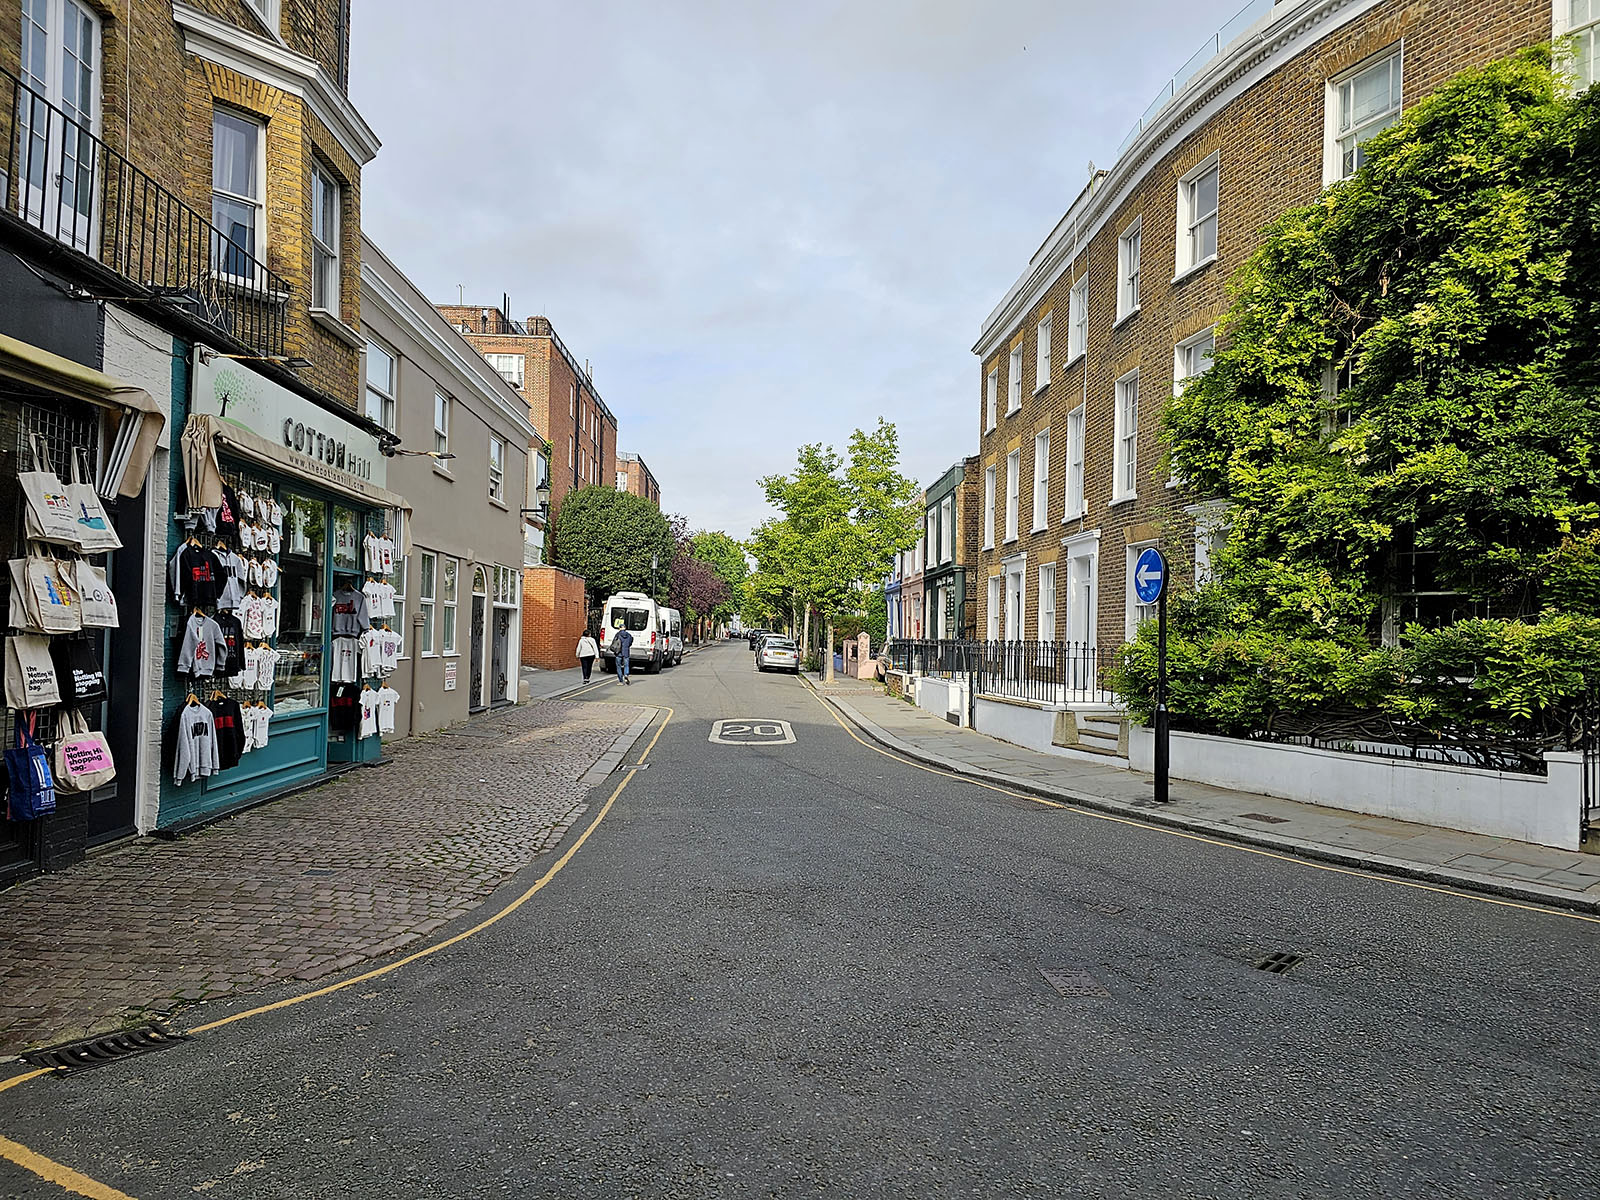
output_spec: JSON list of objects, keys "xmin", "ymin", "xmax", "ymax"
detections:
[
  {"xmin": 690, "ymin": 531, "xmax": 749, "ymax": 626},
  {"xmin": 549, "ymin": 485, "xmax": 675, "ymax": 613},
  {"xmin": 1115, "ymin": 48, "xmax": 1600, "ymax": 737}
]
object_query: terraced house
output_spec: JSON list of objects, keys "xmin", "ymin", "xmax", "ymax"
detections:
[{"xmin": 971, "ymin": 0, "xmax": 1567, "ymax": 652}]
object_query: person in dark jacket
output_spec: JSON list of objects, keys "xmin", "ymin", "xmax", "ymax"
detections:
[{"xmin": 616, "ymin": 627, "xmax": 633, "ymax": 685}]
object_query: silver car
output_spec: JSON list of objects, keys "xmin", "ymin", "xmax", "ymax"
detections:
[{"xmin": 757, "ymin": 636, "xmax": 801, "ymax": 674}]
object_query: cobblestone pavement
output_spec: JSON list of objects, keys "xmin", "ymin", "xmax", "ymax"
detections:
[{"xmin": 0, "ymin": 699, "xmax": 644, "ymax": 1054}]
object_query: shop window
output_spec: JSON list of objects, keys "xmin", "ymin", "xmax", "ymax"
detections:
[
  {"xmin": 278, "ymin": 491, "xmax": 326, "ymax": 710},
  {"xmin": 419, "ymin": 551, "xmax": 437, "ymax": 655},
  {"xmin": 441, "ymin": 556, "xmax": 458, "ymax": 655}
]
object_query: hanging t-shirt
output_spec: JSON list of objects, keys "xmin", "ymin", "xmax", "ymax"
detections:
[
  {"xmin": 255, "ymin": 645, "xmax": 281, "ymax": 692},
  {"xmin": 230, "ymin": 643, "xmax": 260, "ymax": 691},
  {"xmin": 379, "ymin": 537, "xmax": 396, "ymax": 575},
  {"xmin": 360, "ymin": 628, "xmax": 384, "ymax": 678},
  {"xmin": 331, "ymin": 637, "xmax": 359, "ymax": 684},
  {"xmin": 379, "ymin": 627, "xmax": 403, "ymax": 674},
  {"xmin": 329, "ymin": 682, "xmax": 360, "ymax": 732},
  {"xmin": 376, "ymin": 686, "xmax": 401, "ymax": 735},
  {"xmin": 331, "ymin": 586, "xmax": 369, "ymax": 637},
  {"xmin": 238, "ymin": 490, "xmax": 256, "ymax": 520},
  {"xmin": 206, "ymin": 697, "xmax": 245, "ymax": 770},
  {"xmin": 260, "ymin": 559, "xmax": 279, "ymax": 590},
  {"xmin": 168, "ymin": 544, "xmax": 224, "ymax": 608},
  {"xmin": 251, "ymin": 705, "xmax": 274, "ymax": 750},
  {"xmin": 260, "ymin": 595, "xmax": 280, "ymax": 638},
  {"xmin": 358, "ymin": 688, "xmax": 379, "ymax": 739},
  {"xmin": 214, "ymin": 611, "xmax": 247, "ymax": 677},
  {"xmin": 240, "ymin": 594, "xmax": 266, "ymax": 640},
  {"xmin": 363, "ymin": 533, "xmax": 381, "ymax": 574}
]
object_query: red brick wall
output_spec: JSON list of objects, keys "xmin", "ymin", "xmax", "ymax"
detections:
[{"xmin": 522, "ymin": 565, "xmax": 590, "ymax": 669}]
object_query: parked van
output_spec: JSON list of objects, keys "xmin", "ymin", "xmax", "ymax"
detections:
[
  {"xmin": 599, "ymin": 592, "xmax": 665, "ymax": 673},
  {"xmin": 658, "ymin": 607, "xmax": 684, "ymax": 666}
]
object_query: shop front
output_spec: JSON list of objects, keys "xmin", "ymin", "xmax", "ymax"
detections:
[{"xmin": 157, "ymin": 349, "xmax": 410, "ymax": 831}]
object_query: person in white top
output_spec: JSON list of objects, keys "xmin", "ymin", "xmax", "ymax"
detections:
[{"xmin": 576, "ymin": 632, "xmax": 599, "ymax": 682}]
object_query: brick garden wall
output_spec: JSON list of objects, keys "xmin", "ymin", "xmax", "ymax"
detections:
[{"xmin": 522, "ymin": 565, "xmax": 590, "ymax": 670}]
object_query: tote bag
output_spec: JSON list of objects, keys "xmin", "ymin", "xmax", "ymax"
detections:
[
  {"xmin": 20, "ymin": 437, "xmax": 84, "ymax": 547},
  {"xmin": 5, "ymin": 634, "xmax": 61, "ymax": 709},
  {"xmin": 53, "ymin": 708, "xmax": 115, "ymax": 793},
  {"xmin": 22, "ymin": 550, "xmax": 82, "ymax": 635},
  {"xmin": 7, "ymin": 558, "xmax": 35, "ymax": 632},
  {"xmin": 76, "ymin": 558, "xmax": 119, "ymax": 629},
  {"xmin": 65, "ymin": 450, "xmax": 121, "ymax": 554},
  {"xmin": 5, "ymin": 715, "xmax": 56, "ymax": 821},
  {"xmin": 50, "ymin": 637, "xmax": 106, "ymax": 706}
]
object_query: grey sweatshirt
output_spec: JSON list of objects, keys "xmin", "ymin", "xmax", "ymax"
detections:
[
  {"xmin": 176, "ymin": 613, "xmax": 228, "ymax": 677},
  {"xmin": 173, "ymin": 700, "xmax": 219, "ymax": 784}
]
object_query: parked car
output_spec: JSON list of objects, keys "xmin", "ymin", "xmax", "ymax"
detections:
[
  {"xmin": 599, "ymin": 592, "xmax": 666, "ymax": 674},
  {"xmin": 747, "ymin": 628, "xmax": 768, "ymax": 649},
  {"xmin": 757, "ymin": 636, "xmax": 801, "ymax": 674}
]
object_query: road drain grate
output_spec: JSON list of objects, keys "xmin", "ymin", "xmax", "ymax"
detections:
[
  {"xmin": 1238, "ymin": 812, "xmax": 1290, "ymax": 824},
  {"xmin": 1254, "ymin": 951, "xmax": 1305, "ymax": 974},
  {"xmin": 1041, "ymin": 969, "xmax": 1112, "ymax": 999},
  {"xmin": 22, "ymin": 1023, "xmax": 188, "ymax": 1073}
]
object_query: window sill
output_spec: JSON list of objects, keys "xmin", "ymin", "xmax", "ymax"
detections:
[
  {"xmin": 1005, "ymin": 407, "xmax": 1022, "ymax": 419},
  {"xmin": 1172, "ymin": 254, "xmax": 1218, "ymax": 285},
  {"xmin": 489, "ymin": 496, "xmax": 509, "ymax": 511},
  {"xmin": 310, "ymin": 307, "xmax": 364, "ymax": 348},
  {"xmin": 1165, "ymin": 477, "xmax": 1183, "ymax": 490},
  {"xmin": 1064, "ymin": 351, "xmax": 1085, "ymax": 370},
  {"xmin": 1003, "ymin": 536, "xmax": 1019, "ymax": 545},
  {"xmin": 1061, "ymin": 510, "xmax": 1087, "ymax": 524},
  {"xmin": 432, "ymin": 463, "xmax": 455, "ymax": 481},
  {"xmin": 983, "ymin": 544, "xmax": 995, "ymax": 553},
  {"xmin": 1109, "ymin": 494, "xmax": 1138, "ymax": 508},
  {"xmin": 1030, "ymin": 525, "xmax": 1048, "ymax": 535},
  {"xmin": 1113, "ymin": 306, "xmax": 1142, "ymax": 330},
  {"xmin": 1034, "ymin": 380, "xmax": 1050, "ymax": 396}
]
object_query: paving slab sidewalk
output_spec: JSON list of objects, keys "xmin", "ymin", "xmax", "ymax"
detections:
[
  {"xmin": 0, "ymin": 698, "xmax": 653, "ymax": 1055},
  {"xmin": 814, "ymin": 682, "xmax": 1600, "ymax": 914}
]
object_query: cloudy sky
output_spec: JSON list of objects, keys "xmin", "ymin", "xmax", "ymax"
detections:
[{"xmin": 351, "ymin": 0, "xmax": 1244, "ymax": 539}]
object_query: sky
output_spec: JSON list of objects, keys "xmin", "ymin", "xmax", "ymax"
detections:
[{"xmin": 350, "ymin": 0, "xmax": 1245, "ymax": 540}]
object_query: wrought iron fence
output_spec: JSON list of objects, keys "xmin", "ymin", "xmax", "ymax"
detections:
[
  {"xmin": 886, "ymin": 638, "xmax": 1122, "ymax": 707},
  {"xmin": 1, "ymin": 68, "xmax": 289, "ymax": 357}
]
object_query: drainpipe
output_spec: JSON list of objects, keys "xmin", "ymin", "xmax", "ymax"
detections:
[{"xmin": 409, "ymin": 610, "xmax": 426, "ymax": 736}]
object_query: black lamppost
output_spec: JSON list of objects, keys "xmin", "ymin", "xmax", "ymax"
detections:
[{"xmin": 650, "ymin": 553, "xmax": 659, "ymax": 599}]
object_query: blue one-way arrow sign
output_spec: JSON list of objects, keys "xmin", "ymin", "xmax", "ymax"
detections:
[{"xmin": 1134, "ymin": 547, "xmax": 1167, "ymax": 605}]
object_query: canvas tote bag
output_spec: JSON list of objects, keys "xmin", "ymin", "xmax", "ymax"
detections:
[
  {"xmin": 19, "ymin": 548, "xmax": 82, "ymax": 634},
  {"xmin": 20, "ymin": 436, "xmax": 84, "ymax": 547},
  {"xmin": 5, "ymin": 714, "xmax": 56, "ymax": 820},
  {"xmin": 76, "ymin": 558, "xmax": 119, "ymax": 628},
  {"xmin": 6, "ymin": 634, "xmax": 61, "ymax": 709},
  {"xmin": 53, "ymin": 707, "xmax": 115, "ymax": 793},
  {"xmin": 65, "ymin": 449, "xmax": 121, "ymax": 553}
]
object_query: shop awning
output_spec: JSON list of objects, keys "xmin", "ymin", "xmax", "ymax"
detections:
[
  {"xmin": 183, "ymin": 414, "xmax": 413, "ymax": 552},
  {"xmin": 0, "ymin": 332, "xmax": 165, "ymax": 499}
]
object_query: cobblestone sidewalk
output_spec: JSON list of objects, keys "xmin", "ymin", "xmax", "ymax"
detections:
[{"xmin": 0, "ymin": 699, "xmax": 645, "ymax": 1054}]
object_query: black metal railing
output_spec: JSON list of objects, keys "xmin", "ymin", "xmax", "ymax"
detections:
[
  {"xmin": 887, "ymin": 638, "xmax": 1122, "ymax": 707},
  {"xmin": 1, "ymin": 68, "xmax": 289, "ymax": 356}
]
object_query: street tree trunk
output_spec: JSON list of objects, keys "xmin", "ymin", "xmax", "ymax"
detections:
[
  {"xmin": 802, "ymin": 605, "xmax": 811, "ymax": 666},
  {"xmin": 823, "ymin": 617, "xmax": 834, "ymax": 683}
]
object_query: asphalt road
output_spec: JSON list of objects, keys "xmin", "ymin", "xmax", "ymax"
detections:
[{"xmin": 3, "ymin": 642, "xmax": 1598, "ymax": 1198}]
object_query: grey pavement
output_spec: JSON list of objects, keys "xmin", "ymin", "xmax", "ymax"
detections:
[
  {"xmin": 815, "ymin": 679, "xmax": 1600, "ymax": 913},
  {"xmin": 2, "ymin": 642, "xmax": 1597, "ymax": 1199}
]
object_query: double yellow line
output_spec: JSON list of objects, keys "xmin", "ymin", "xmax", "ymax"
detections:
[{"xmin": 0, "ymin": 705, "xmax": 673, "ymax": 1199}]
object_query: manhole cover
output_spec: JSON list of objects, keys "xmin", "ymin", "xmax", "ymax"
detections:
[
  {"xmin": 1254, "ymin": 951, "xmax": 1305, "ymax": 974},
  {"xmin": 1041, "ymin": 969, "xmax": 1111, "ymax": 999},
  {"xmin": 22, "ymin": 1023, "xmax": 188, "ymax": 1073},
  {"xmin": 1238, "ymin": 812, "xmax": 1290, "ymax": 824}
]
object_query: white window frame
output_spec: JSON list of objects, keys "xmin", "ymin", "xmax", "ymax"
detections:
[
  {"xmin": 1062, "ymin": 529, "xmax": 1101, "ymax": 651},
  {"xmin": 1325, "ymin": 46, "xmax": 1403, "ymax": 185},
  {"xmin": 986, "ymin": 575, "xmax": 1002, "ymax": 640},
  {"xmin": 1186, "ymin": 500, "xmax": 1233, "ymax": 587},
  {"xmin": 1560, "ymin": 1, "xmax": 1600, "ymax": 89},
  {"xmin": 1007, "ymin": 346, "xmax": 1024, "ymax": 415},
  {"xmin": 1031, "ymin": 430, "xmax": 1049, "ymax": 533},
  {"xmin": 489, "ymin": 435, "xmax": 506, "ymax": 502},
  {"xmin": 19, "ymin": 0, "xmax": 102, "ymax": 254},
  {"xmin": 441, "ymin": 556, "xmax": 459, "ymax": 656},
  {"xmin": 1117, "ymin": 218, "xmax": 1142, "ymax": 322},
  {"xmin": 1067, "ymin": 276, "xmax": 1088, "ymax": 362},
  {"xmin": 1113, "ymin": 371, "xmax": 1140, "ymax": 503},
  {"xmin": 1038, "ymin": 563, "xmax": 1056, "ymax": 643},
  {"xmin": 310, "ymin": 160, "xmax": 340, "ymax": 313},
  {"xmin": 1064, "ymin": 404, "xmax": 1085, "ymax": 520},
  {"xmin": 211, "ymin": 105, "xmax": 266, "ymax": 281},
  {"xmin": 418, "ymin": 550, "xmax": 437, "ymax": 656},
  {"xmin": 485, "ymin": 353, "xmax": 524, "ymax": 390},
  {"xmin": 1003, "ymin": 556, "xmax": 1026, "ymax": 642},
  {"xmin": 940, "ymin": 496, "xmax": 953, "ymax": 564},
  {"xmin": 986, "ymin": 368, "xmax": 999, "ymax": 431},
  {"xmin": 432, "ymin": 390, "xmax": 451, "ymax": 460},
  {"xmin": 243, "ymin": 0, "xmax": 281, "ymax": 35},
  {"xmin": 1174, "ymin": 154, "xmax": 1219, "ymax": 278},
  {"xmin": 390, "ymin": 512, "xmax": 408, "ymax": 659},
  {"xmin": 363, "ymin": 335, "xmax": 396, "ymax": 433},
  {"xmin": 1005, "ymin": 449, "xmax": 1020, "ymax": 542},
  {"xmin": 1174, "ymin": 326, "xmax": 1217, "ymax": 390},
  {"xmin": 983, "ymin": 465, "xmax": 996, "ymax": 550},
  {"xmin": 1126, "ymin": 541, "xmax": 1158, "ymax": 641},
  {"xmin": 1035, "ymin": 312, "xmax": 1052, "ymax": 391}
]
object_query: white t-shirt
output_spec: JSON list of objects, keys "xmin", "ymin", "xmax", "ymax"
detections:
[
  {"xmin": 379, "ymin": 537, "xmax": 395, "ymax": 575},
  {"xmin": 230, "ymin": 644, "xmax": 260, "ymax": 691},
  {"xmin": 363, "ymin": 533, "xmax": 381, "ymax": 574},
  {"xmin": 255, "ymin": 645, "xmax": 280, "ymax": 692},
  {"xmin": 259, "ymin": 595, "xmax": 280, "ymax": 638},
  {"xmin": 379, "ymin": 627, "xmax": 402, "ymax": 674},
  {"xmin": 240, "ymin": 594, "xmax": 266, "ymax": 639},
  {"xmin": 331, "ymin": 637, "xmax": 359, "ymax": 684},
  {"xmin": 360, "ymin": 628, "xmax": 383, "ymax": 678},
  {"xmin": 376, "ymin": 686, "xmax": 400, "ymax": 734},
  {"xmin": 358, "ymin": 688, "xmax": 379, "ymax": 738}
]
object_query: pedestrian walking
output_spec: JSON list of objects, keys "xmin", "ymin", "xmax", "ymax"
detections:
[
  {"xmin": 615, "ymin": 627, "xmax": 633, "ymax": 685},
  {"xmin": 576, "ymin": 632, "xmax": 598, "ymax": 682}
]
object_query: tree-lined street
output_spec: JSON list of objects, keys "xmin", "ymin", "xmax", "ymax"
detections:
[{"xmin": 3, "ymin": 643, "xmax": 1596, "ymax": 1198}]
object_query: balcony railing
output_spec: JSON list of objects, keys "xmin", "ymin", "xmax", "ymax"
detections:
[
  {"xmin": 1, "ymin": 68, "xmax": 288, "ymax": 357},
  {"xmin": 887, "ymin": 638, "xmax": 1123, "ymax": 707}
]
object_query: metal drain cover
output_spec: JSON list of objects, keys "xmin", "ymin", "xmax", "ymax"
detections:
[
  {"xmin": 1254, "ymin": 951, "xmax": 1305, "ymax": 974},
  {"xmin": 1041, "ymin": 969, "xmax": 1112, "ymax": 999},
  {"xmin": 22, "ymin": 1023, "xmax": 188, "ymax": 1073}
]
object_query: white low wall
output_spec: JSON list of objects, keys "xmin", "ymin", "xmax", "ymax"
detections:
[
  {"xmin": 913, "ymin": 676, "xmax": 969, "ymax": 727},
  {"xmin": 970, "ymin": 697, "xmax": 1130, "ymax": 767},
  {"xmin": 1128, "ymin": 727, "xmax": 1582, "ymax": 851}
]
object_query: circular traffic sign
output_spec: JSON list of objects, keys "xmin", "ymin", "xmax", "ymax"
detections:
[{"xmin": 1133, "ymin": 547, "xmax": 1167, "ymax": 605}]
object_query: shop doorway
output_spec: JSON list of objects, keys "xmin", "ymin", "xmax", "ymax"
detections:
[
  {"xmin": 492, "ymin": 608, "xmax": 511, "ymax": 706},
  {"xmin": 469, "ymin": 566, "xmax": 488, "ymax": 712}
]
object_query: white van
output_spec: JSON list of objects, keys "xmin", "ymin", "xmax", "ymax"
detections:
[
  {"xmin": 658, "ymin": 607, "xmax": 684, "ymax": 666},
  {"xmin": 599, "ymin": 592, "xmax": 665, "ymax": 674}
]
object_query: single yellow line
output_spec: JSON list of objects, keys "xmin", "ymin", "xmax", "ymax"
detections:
[
  {"xmin": 807, "ymin": 687, "xmax": 1600, "ymax": 927},
  {"xmin": 0, "ymin": 1069, "xmax": 48, "ymax": 1095},
  {"xmin": 0, "ymin": 1135, "xmax": 139, "ymax": 1200}
]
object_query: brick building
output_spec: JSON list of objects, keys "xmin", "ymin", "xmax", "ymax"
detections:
[
  {"xmin": 521, "ymin": 564, "xmax": 588, "ymax": 670},
  {"xmin": 922, "ymin": 457, "xmax": 981, "ymax": 641},
  {"xmin": 435, "ymin": 304, "xmax": 617, "ymax": 519},
  {"xmin": 616, "ymin": 451, "xmax": 660, "ymax": 506},
  {"xmin": 972, "ymin": 0, "xmax": 1564, "ymax": 651}
]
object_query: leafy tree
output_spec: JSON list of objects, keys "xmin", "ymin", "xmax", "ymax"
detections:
[
  {"xmin": 690, "ymin": 531, "xmax": 748, "ymax": 626},
  {"xmin": 549, "ymin": 485, "xmax": 674, "ymax": 612},
  {"xmin": 1115, "ymin": 49, "xmax": 1600, "ymax": 739}
]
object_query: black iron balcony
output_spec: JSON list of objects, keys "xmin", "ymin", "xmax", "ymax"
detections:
[{"xmin": 1, "ymin": 68, "xmax": 289, "ymax": 358}]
